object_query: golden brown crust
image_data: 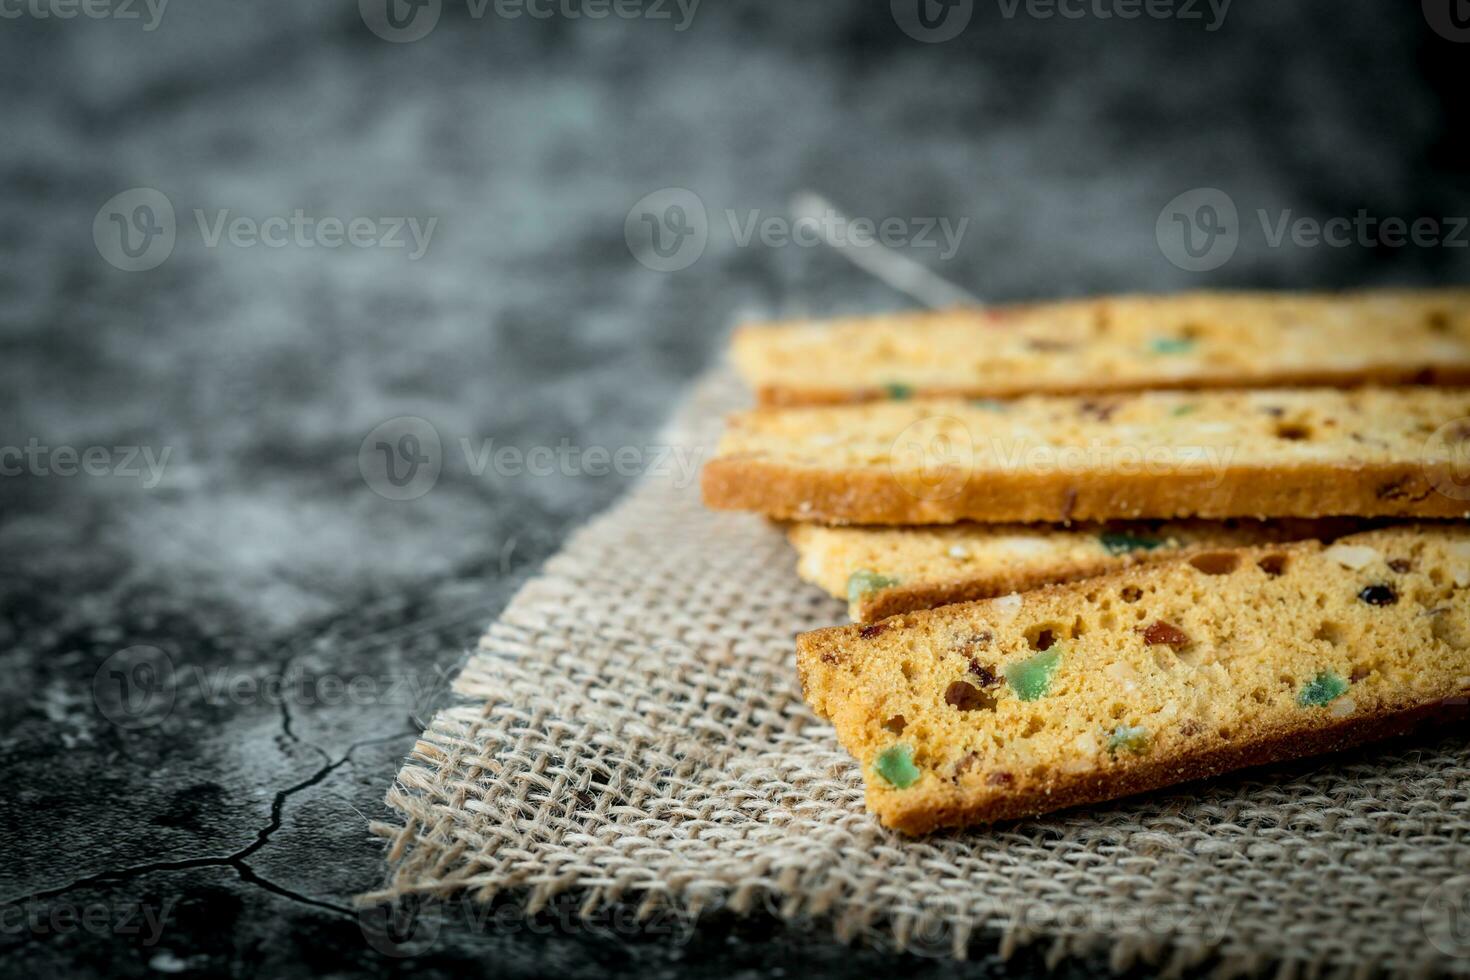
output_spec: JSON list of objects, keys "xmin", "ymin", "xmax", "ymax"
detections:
[
  {"xmin": 852, "ymin": 552, "xmax": 1188, "ymax": 620},
  {"xmin": 789, "ymin": 518, "xmax": 1369, "ymax": 621},
  {"xmin": 872, "ymin": 698, "xmax": 1466, "ymax": 834},
  {"xmin": 703, "ymin": 457, "xmax": 1469, "ymax": 524},
  {"xmin": 755, "ymin": 366, "xmax": 1470, "ymax": 407}
]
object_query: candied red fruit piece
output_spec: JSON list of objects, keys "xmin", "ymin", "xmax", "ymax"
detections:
[
  {"xmin": 944, "ymin": 681, "xmax": 997, "ymax": 712},
  {"xmin": 1142, "ymin": 620, "xmax": 1190, "ymax": 647}
]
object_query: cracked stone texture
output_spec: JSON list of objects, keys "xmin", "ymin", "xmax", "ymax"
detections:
[{"xmin": 1, "ymin": 2, "xmax": 1467, "ymax": 977}]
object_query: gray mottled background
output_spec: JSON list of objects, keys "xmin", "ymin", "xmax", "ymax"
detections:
[{"xmin": 1, "ymin": 1, "xmax": 1468, "ymax": 976}]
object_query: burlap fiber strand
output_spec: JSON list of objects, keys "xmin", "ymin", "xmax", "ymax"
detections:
[{"xmin": 365, "ymin": 369, "xmax": 1470, "ymax": 978}]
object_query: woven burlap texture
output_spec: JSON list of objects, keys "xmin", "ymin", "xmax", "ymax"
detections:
[{"xmin": 367, "ymin": 370, "xmax": 1470, "ymax": 977}]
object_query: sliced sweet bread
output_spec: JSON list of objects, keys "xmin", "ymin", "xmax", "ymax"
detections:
[
  {"xmin": 795, "ymin": 524, "xmax": 1470, "ymax": 834},
  {"xmin": 733, "ymin": 289, "xmax": 1470, "ymax": 405},
  {"xmin": 702, "ymin": 387, "xmax": 1470, "ymax": 524},
  {"xmin": 789, "ymin": 518, "xmax": 1365, "ymax": 622}
]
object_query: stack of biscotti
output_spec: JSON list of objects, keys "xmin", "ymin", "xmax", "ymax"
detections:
[{"xmin": 700, "ymin": 289, "xmax": 1470, "ymax": 832}]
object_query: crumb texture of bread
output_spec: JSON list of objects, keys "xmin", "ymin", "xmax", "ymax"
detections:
[
  {"xmin": 733, "ymin": 289, "xmax": 1470, "ymax": 404},
  {"xmin": 789, "ymin": 518, "xmax": 1365, "ymax": 621},
  {"xmin": 794, "ymin": 525, "xmax": 1470, "ymax": 834},
  {"xmin": 702, "ymin": 387, "xmax": 1470, "ymax": 523}
]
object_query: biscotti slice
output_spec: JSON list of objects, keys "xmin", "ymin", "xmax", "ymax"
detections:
[
  {"xmin": 702, "ymin": 387, "xmax": 1470, "ymax": 524},
  {"xmin": 733, "ymin": 289, "xmax": 1470, "ymax": 405},
  {"xmin": 790, "ymin": 518, "xmax": 1365, "ymax": 621},
  {"xmin": 796, "ymin": 524, "xmax": 1470, "ymax": 834}
]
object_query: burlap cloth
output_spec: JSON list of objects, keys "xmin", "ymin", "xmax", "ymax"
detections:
[{"xmin": 366, "ymin": 370, "xmax": 1470, "ymax": 977}]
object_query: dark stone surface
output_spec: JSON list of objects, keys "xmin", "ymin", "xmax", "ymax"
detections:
[{"xmin": 0, "ymin": 2, "xmax": 1466, "ymax": 976}]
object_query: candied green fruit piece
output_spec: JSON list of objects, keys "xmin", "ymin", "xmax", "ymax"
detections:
[
  {"xmin": 1298, "ymin": 670, "xmax": 1349, "ymax": 707},
  {"xmin": 1171, "ymin": 404, "xmax": 1198, "ymax": 417},
  {"xmin": 1107, "ymin": 724, "xmax": 1150, "ymax": 755},
  {"xmin": 847, "ymin": 569, "xmax": 900, "ymax": 603},
  {"xmin": 1099, "ymin": 531, "xmax": 1164, "ymax": 555},
  {"xmin": 884, "ymin": 382, "xmax": 914, "ymax": 400},
  {"xmin": 1149, "ymin": 337, "xmax": 1196, "ymax": 354},
  {"xmin": 1005, "ymin": 648, "xmax": 1061, "ymax": 701},
  {"xmin": 875, "ymin": 743, "xmax": 920, "ymax": 788},
  {"xmin": 970, "ymin": 398, "xmax": 1008, "ymax": 412}
]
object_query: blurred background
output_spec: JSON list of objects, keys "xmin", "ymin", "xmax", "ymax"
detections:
[{"xmin": 1, "ymin": 1, "xmax": 1467, "ymax": 976}]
